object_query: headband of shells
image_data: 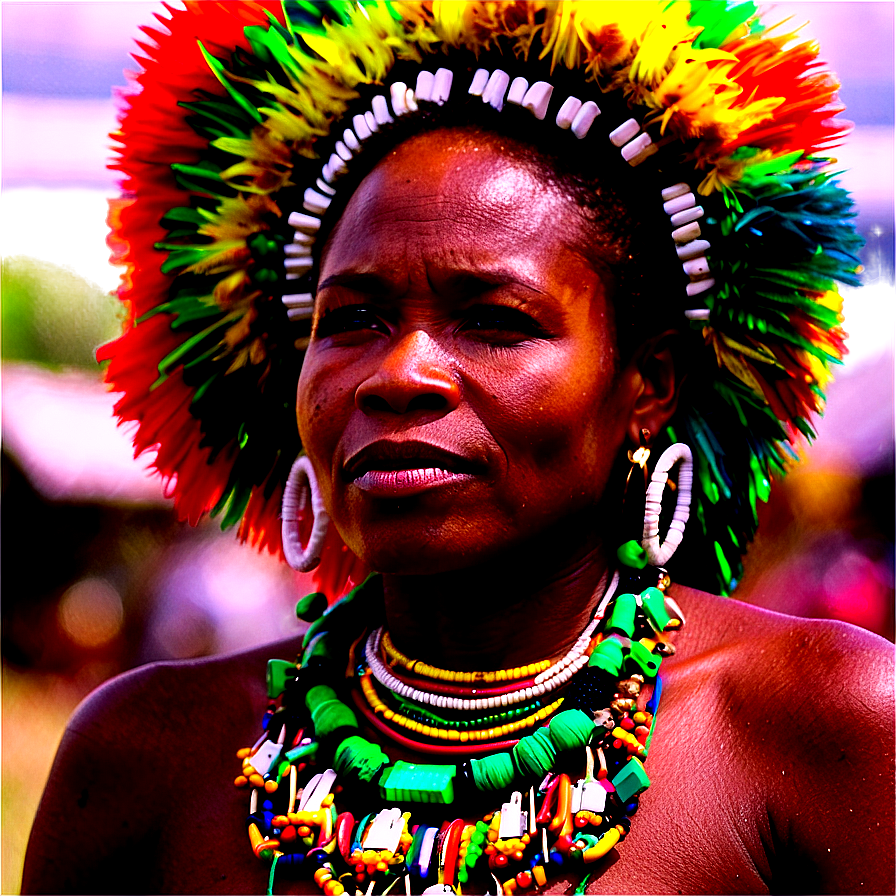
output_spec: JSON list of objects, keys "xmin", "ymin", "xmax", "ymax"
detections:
[{"xmin": 283, "ymin": 67, "xmax": 715, "ymax": 324}]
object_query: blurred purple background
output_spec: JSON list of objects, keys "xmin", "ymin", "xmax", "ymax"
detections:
[{"xmin": 2, "ymin": 3, "xmax": 893, "ymax": 892}]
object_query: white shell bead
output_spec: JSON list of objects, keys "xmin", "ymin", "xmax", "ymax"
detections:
[
  {"xmin": 415, "ymin": 70, "xmax": 435, "ymax": 103},
  {"xmin": 352, "ymin": 114, "xmax": 372, "ymax": 141},
  {"xmin": 686, "ymin": 278, "xmax": 715, "ymax": 296},
  {"xmin": 609, "ymin": 118, "xmax": 639, "ymax": 146},
  {"xmin": 483, "ymin": 69, "xmax": 510, "ymax": 110},
  {"xmin": 469, "ymin": 68, "xmax": 489, "ymax": 96},
  {"xmin": 672, "ymin": 221, "xmax": 702, "ymax": 244},
  {"xmin": 621, "ymin": 131, "xmax": 653, "ymax": 162},
  {"xmin": 670, "ymin": 205, "xmax": 703, "ymax": 227},
  {"xmin": 571, "ymin": 101, "xmax": 600, "ymax": 138},
  {"xmin": 663, "ymin": 192, "xmax": 695, "ymax": 216},
  {"xmin": 683, "ymin": 256, "xmax": 710, "ymax": 278},
  {"xmin": 507, "ymin": 76, "xmax": 528, "ymax": 105},
  {"xmin": 662, "ymin": 182, "xmax": 689, "ymax": 201},
  {"xmin": 390, "ymin": 81, "xmax": 410, "ymax": 115},
  {"xmin": 432, "ymin": 68, "xmax": 453, "ymax": 105},
  {"xmin": 556, "ymin": 96, "xmax": 582, "ymax": 129},
  {"xmin": 334, "ymin": 141, "xmax": 352, "ymax": 163},
  {"xmin": 676, "ymin": 238, "xmax": 710, "ymax": 260},
  {"xmin": 282, "ymin": 293, "xmax": 313, "ymax": 309},
  {"xmin": 284, "ymin": 256, "xmax": 313, "ymax": 273},
  {"xmin": 522, "ymin": 81, "xmax": 553, "ymax": 120},
  {"xmin": 372, "ymin": 94, "xmax": 393, "ymax": 126},
  {"xmin": 288, "ymin": 211, "xmax": 321, "ymax": 233},
  {"xmin": 303, "ymin": 188, "xmax": 330, "ymax": 215}
]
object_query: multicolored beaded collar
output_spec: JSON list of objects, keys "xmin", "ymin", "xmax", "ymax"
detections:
[
  {"xmin": 235, "ymin": 567, "xmax": 684, "ymax": 895},
  {"xmin": 101, "ymin": 0, "xmax": 861, "ymax": 598}
]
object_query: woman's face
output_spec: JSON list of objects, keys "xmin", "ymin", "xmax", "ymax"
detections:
[{"xmin": 297, "ymin": 129, "xmax": 641, "ymax": 574}]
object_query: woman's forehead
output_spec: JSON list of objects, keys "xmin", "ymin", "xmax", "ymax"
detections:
[{"xmin": 320, "ymin": 129, "xmax": 591, "ymax": 280}]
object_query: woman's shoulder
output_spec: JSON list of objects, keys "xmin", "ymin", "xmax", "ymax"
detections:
[
  {"xmin": 22, "ymin": 636, "xmax": 304, "ymax": 894},
  {"xmin": 66, "ymin": 635, "xmax": 303, "ymax": 741},
  {"xmin": 674, "ymin": 584, "xmax": 893, "ymax": 696},
  {"xmin": 664, "ymin": 584, "xmax": 894, "ymax": 893}
]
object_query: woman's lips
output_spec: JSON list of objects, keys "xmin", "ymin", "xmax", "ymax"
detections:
[
  {"xmin": 343, "ymin": 439, "xmax": 485, "ymax": 497},
  {"xmin": 352, "ymin": 466, "xmax": 475, "ymax": 497}
]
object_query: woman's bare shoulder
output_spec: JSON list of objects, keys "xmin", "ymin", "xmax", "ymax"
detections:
[
  {"xmin": 79, "ymin": 636, "xmax": 300, "ymax": 726},
  {"xmin": 667, "ymin": 585, "xmax": 894, "ymax": 893},
  {"xmin": 674, "ymin": 584, "xmax": 893, "ymax": 692},
  {"xmin": 22, "ymin": 635, "xmax": 304, "ymax": 894}
]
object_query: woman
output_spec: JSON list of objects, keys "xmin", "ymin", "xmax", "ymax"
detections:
[{"xmin": 23, "ymin": 2, "xmax": 893, "ymax": 894}]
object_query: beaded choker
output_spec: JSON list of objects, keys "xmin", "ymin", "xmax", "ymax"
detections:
[{"xmin": 234, "ymin": 569, "xmax": 683, "ymax": 895}]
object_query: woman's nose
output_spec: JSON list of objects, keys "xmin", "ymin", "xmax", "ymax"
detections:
[{"xmin": 355, "ymin": 330, "xmax": 461, "ymax": 416}]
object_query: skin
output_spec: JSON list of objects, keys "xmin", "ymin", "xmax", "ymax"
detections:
[{"xmin": 22, "ymin": 131, "xmax": 894, "ymax": 895}]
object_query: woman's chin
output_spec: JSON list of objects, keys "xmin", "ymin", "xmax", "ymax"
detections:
[{"xmin": 338, "ymin": 518, "xmax": 503, "ymax": 577}]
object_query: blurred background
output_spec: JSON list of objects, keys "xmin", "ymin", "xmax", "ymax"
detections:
[{"xmin": 1, "ymin": 2, "xmax": 893, "ymax": 892}]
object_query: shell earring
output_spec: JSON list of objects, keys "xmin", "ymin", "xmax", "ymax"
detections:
[
  {"xmin": 642, "ymin": 443, "xmax": 694, "ymax": 567},
  {"xmin": 281, "ymin": 455, "xmax": 330, "ymax": 572}
]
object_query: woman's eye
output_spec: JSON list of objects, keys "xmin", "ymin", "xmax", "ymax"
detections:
[
  {"xmin": 315, "ymin": 305, "xmax": 389, "ymax": 339},
  {"xmin": 460, "ymin": 305, "xmax": 547, "ymax": 340}
]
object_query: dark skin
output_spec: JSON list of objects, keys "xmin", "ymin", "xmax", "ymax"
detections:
[{"xmin": 23, "ymin": 131, "xmax": 894, "ymax": 895}]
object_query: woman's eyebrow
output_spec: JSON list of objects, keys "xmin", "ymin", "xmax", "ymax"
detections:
[
  {"xmin": 317, "ymin": 270, "xmax": 396, "ymax": 293},
  {"xmin": 318, "ymin": 265, "xmax": 550, "ymax": 297}
]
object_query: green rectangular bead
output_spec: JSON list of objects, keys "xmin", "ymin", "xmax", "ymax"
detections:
[
  {"xmin": 626, "ymin": 640, "xmax": 661, "ymax": 678},
  {"xmin": 640, "ymin": 587, "xmax": 671, "ymax": 631},
  {"xmin": 266, "ymin": 659, "xmax": 296, "ymax": 698},
  {"xmin": 612, "ymin": 757, "xmax": 651, "ymax": 803},
  {"xmin": 378, "ymin": 760, "xmax": 456, "ymax": 805}
]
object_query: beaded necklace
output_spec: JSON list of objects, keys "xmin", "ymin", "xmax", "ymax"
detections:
[{"xmin": 235, "ymin": 568, "xmax": 682, "ymax": 895}]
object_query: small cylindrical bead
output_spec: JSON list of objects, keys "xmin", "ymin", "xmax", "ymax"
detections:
[
  {"xmin": 288, "ymin": 212, "xmax": 320, "ymax": 233},
  {"xmin": 683, "ymin": 257, "xmax": 710, "ymax": 278},
  {"xmin": 672, "ymin": 221, "xmax": 702, "ymax": 243},
  {"xmin": 433, "ymin": 68, "xmax": 453, "ymax": 105},
  {"xmin": 303, "ymin": 189, "xmax": 330, "ymax": 215},
  {"xmin": 390, "ymin": 81, "xmax": 409, "ymax": 115},
  {"xmin": 621, "ymin": 132, "xmax": 652, "ymax": 161},
  {"xmin": 571, "ymin": 101, "xmax": 601, "ymax": 138},
  {"xmin": 663, "ymin": 193, "xmax": 695, "ymax": 215},
  {"xmin": 415, "ymin": 70, "xmax": 435, "ymax": 103},
  {"xmin": 662, "ymin": 182, "xmax": 689, "ymax": 201},
  {"xmin": 507, "ymin": 77, "xmax": 528, "ymax": 105},
  {"xmin": 285, "ymin": 256, "xmax": 313, "ymax": 273},
  {"xmin": 469, "ymin": 68, "xmax": 489, "ymax": 96},
  {"xmin": 372, "ymin": 95, "xmax": 393, "ymax": 125},
  {"xmin": 556, "ymin": 96, "xmax": 582, "ymax": 129},
  {"xmin": 483, "ymin": 70, "xmax": 510, "ymax": 110},
  {"xmin": 686, "ymin": 278, "xmax": 715, "ymax": 296},
  {"xmin": 677, "ymin": 238, "xmax": 710, "ymax": 260},
  {"xmin": 671, "ymin": 205, "xmax": 703, "ymax": 227},
  {"xmin": 609, "ymin": 118, "xmax": 639, "ymax": 146},
  {"xmin": 522, "ymin": 81, "xmax": 553, "ymax": 120}
]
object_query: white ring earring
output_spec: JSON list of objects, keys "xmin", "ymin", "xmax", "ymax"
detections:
[
  {"xmin": 642, "ymin": 442, "xmax": 694, "ymax": 567},
  {"xmin": 281, "ymin": 455, "xmax": 330, "ymax": 572}
]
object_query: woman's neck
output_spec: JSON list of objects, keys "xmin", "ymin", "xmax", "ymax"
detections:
[{"xmin": 381, "ymin": 526, "xmax": 613, "ymax": 672}]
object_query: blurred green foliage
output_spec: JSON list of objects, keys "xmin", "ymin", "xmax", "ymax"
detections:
[{"xmin": 2, "ymin": 256, "xmax": 120, "ymax": 370}]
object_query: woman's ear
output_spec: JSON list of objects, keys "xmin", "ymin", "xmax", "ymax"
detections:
[{"xmin": 622, "ymin": 329, "xmax": 683, "ymax": 445}]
